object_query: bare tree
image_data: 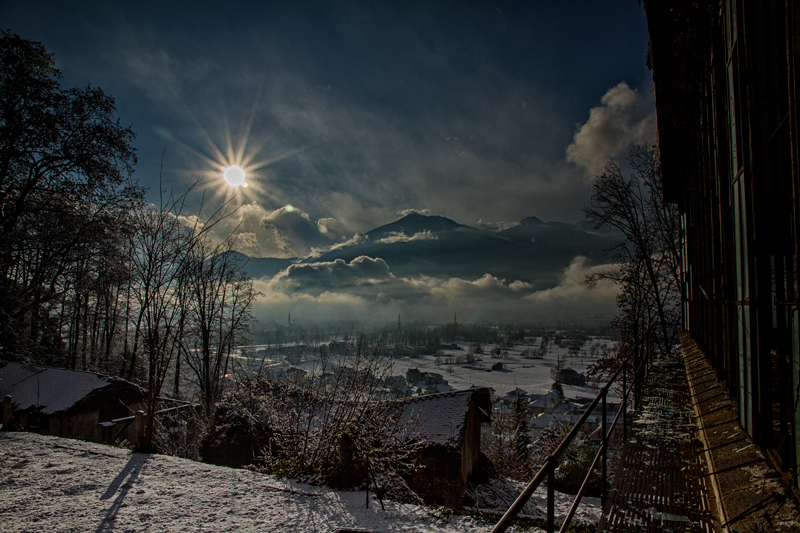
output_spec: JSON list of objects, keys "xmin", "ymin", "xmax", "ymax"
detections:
[
  {"xmin": 126, "ymin": 176, "xmax": 239, "ymax": 451},
  {"xmin": 584, "ymin": 144, "xmax": 681, "ymax": 374},
  {"xmin": 0, "ymin": 31, "xmax": 141, "ymax": 361},
  {"xmin": 180, "ymin": 236, "xmax": 258, "ymax": 419}
]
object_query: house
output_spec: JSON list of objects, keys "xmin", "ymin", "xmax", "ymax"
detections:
[
  {"xmin": 383, "ymin": 375, "xmax": 406, "ymax": 391},
  {"xmin": 557, "ymin": 368, "xmax": 585, "ymax": 386},
  {"xmin": 423, "ymin": 383, "xmax": 455, "ymax": 395},
  {"xmin": 394, "ymin": 387, "xmax": 492, "ymax": 507},
  {"xmin": 405, "ymin": 368, "xmax": 422, "ymax": 383},
  {"xmin": 528, "ymin": 391, "xmax": 561, "ymax": 415},
  {"xmin": 530, "ymin": 412, "xmax": 554, "ymax": 438},
  {"xmin": 422, "ymin": 372, "xmax": 444, "ymax": 385},
  {"xmin": 0, "ymin": 361, "xmax": 146, "ymax": 444},
  {"xmin": 500, "ymin": 387, "xmax": 528, "ymax": 403}
]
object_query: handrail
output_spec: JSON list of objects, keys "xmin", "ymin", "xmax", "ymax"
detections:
[
  {"xmin": 491, "ymin": 350, "xmax": 645, "ymax": 533},
  {"xmin": 101, "ymin": 402, "xmax": 199, "ymax": 441},
  {"xmin": 106, "ymin": 401, "xmax": 199, "ymax": 425}
]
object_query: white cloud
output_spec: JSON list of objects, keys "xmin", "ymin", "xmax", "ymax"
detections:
[
  {"xmin": 232, "ymin": 232, "xmax": 260, "ymax": 254},
  {"xmin": 326, "ymin": 233, "xmax": 369, "ymax": 253},
  {"xmin": 374, "ymin": 230, "xmax": 438, "ymax": 245},
  {"xmin": 253, "ymin": 257, "xmax": 620, "ymax": 326},
  {"xmin": 202, "ymin": 203, "xmax": 351, "ymax": 259},
  {"xmin": 524, "ymin": 256, "xmax": 618, "ymax": 303},
  {"xmin": 272, "ymin": 256, "xmax": 395, "ymax": 289},
  {"xmin": 396, "ymin": 208, "xmax": 431, "ymax": 217},
  {"xmin": 566, "ymin": 82, "xmax": 656, "ymax": 177}
]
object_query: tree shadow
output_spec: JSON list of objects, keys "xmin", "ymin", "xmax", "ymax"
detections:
[{"xmin": 96, "ymin": 452, "xmax": 149, "ymax": 532}]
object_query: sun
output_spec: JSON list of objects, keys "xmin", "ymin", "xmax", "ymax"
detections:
[
  {"xmin": 223, "ymin": 165, "xmax": 247, "ymax": 187},
  {"xmin": 174, "ymin": 92, "xmax": 303, "ymax": 206}
]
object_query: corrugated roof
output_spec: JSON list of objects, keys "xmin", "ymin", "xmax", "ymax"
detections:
[
  {"xmin": 0, "ymin": 362, "xmax": 141, "ymax": 415},
  {"xmin": 395, "ymin": 388, "xmax": 490, "ymax": 448}
]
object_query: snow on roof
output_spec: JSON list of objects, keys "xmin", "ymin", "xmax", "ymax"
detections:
[
  {"xmin": 0, "ymin": 362, "xmax": 139, "ymax": 415},
  {"xmin": 529, "ymin": 396, "xmax": 556, "ymax": 408},
  {"xmin": 395, "ymin": 388, "xmax": 490, "ymax": 448},
  {"xmin": 531, "ymin": 413, "xmax": 552, "ymax": 428}
]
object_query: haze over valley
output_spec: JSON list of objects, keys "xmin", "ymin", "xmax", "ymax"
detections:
[{"xmin": 228, "ymin": 211, "xmax": 620, "ymax": 326}]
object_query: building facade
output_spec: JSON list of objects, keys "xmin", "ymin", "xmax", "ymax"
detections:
[{"xmin": 644, "ymin": 0, "xmax": 800, "ymax": 487}]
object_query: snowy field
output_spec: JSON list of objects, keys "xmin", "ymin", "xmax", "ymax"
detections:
[
  {"xmin": 385, "ymin": 341, "xmax": 611, "ymax": 396},
  {"xmin": 240, "ymin": 338, "xmax": 617, "ymax": 399},
  {"xmin": 0, "ymin": 431, "xmax": 600, "ymax": 532}
]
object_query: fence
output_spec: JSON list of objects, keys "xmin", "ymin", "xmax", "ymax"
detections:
[
  {"xmin": 491, "ymin": 350, "xmax": 645, "ymax": 533},
  {"xmin": 102, "ymin": 401, "xmax": 199, "ymax": 448}
]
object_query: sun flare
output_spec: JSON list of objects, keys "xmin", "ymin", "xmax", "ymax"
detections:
[
  {"xmin": 176, "ymin": 94, "xmax": 304, "ymax": 206},
  {"xmin": 223, "ymin": 165, "xmax": 247, "ymax": 187}
]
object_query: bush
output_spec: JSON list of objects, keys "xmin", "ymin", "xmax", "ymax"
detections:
[
  {"xmin": 555, "ymin": 442, "xmax": 602, "ymax": 496},
  {"xmin": 211, "ymin": 337, "xmax": 423, "ymax": 493}
]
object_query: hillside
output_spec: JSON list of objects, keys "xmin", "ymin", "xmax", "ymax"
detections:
[{"xmin": 0, "ymin": 431, "xmax": 601, "ymax": 532}]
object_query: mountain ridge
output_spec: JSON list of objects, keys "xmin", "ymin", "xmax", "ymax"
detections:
[{"xmin": 235, "ymin": 213, "xmax": 614, "ymax": 287}]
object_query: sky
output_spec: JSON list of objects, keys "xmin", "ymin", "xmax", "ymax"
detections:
[{"xmin": 2, "ymin": 1, "xmax": 655, "ymax": 326}]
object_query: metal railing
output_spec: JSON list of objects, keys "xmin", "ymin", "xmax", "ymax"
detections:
[
  {"xmin": 491, "ymin": 350, "xmax": 645, "ymax": 533},
  {"xmin": 101, "ymin": 401, "xmax": 199, "ymax": 442}
]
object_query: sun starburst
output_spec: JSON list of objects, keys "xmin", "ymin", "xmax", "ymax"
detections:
[{"xmin": 173, "ymin": 92, "xmax": 302, "ymax": 207}]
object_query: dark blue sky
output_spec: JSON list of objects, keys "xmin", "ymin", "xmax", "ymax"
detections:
[{"xmin": 2, "ymin": 1, "xmax": 652, "ymax": 237}]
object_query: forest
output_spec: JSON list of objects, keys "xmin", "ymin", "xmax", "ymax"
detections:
[{"xmin": 0, "ymin": 31, "xmax": 257, "ymax": 449}]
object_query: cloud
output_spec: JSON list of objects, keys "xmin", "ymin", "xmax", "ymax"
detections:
[
  {"xmin": 525, "ymin": 256, "xmax": 618, "ymax": 303},
  {"xmin": 259, "ymin": 206, "xmax": 338, "ymax": 257},
  {"xmin": 566, "ymin": 82, "xmax": 656, "ymax": 177},
  {"xmin": 272, "ymin": 256, "xmax": 395, "ymax": 289},
  {"xmin": 253, "ymin": 253, "xmax": 619, "ymax": 326},
  {"xmin": 326, "ymin": 233, "xmax": 369, "ymax": 253},
  {"xmin": 374, "ymin": 230, "xmax": 437, "ymax": 245},
  {"xmin": 396, "ymin": 208, "xmax": 431, "ymax": 217},
  {"xmin": 202, "ymin": 203, "xmax": 351, "ymax": 259},
  {"xmin": 232, "ymin": 232, "xmax": 260, "ymax": 254}
]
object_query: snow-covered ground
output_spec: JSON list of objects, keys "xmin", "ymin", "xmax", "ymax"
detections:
[
  {"xmin": 242, "ymin": 338, "xmax": 617, "ymax": 398},
  {"xmin": 0, "ymin": 431, "xmax": 600, "ymax": 532},
  {"xmin": 382, "ymin": 340, "xmax": 615, "ymax": 398}
]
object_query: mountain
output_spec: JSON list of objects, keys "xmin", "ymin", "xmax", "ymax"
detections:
[
  {"xmin": 298, "ymin": 213, "xmax": 614, "ymax": 287},
  {"xmin": 227, "ymin": 252, "xmax": 297, "ymax": 279},
  {"xmin": 365, "ymin": 212, "xmax": 470, "ymax": 240}
]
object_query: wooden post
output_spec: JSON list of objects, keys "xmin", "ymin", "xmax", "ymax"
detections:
[
  {"xmin": 546, "ymin": 458, "xmax": 555, "ymax": 533},
  {"xmin": 3, "ymin": 396, "xmax": 13, "ymax": 430},
  {"xmin": 601, "ymin": 393, "xmax": 607, "ymax": 505},
  {"xmin": 622, "ymin": 364, "xmax": 627, "ymax": 443},
  {"xmin": 134, "ymin": 410, "xmax": 145, "ymax": 451}
]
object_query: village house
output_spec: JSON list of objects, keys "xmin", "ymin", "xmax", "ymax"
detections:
[
  {"xmin": 557, "ymin": 368, "xmax": 586, "ymax": 386},
  {"xmin": 423, "ymin": 383, "xmax": 455, "ymax": 395},
  {"xmin": 527, "ymin": 391, "xmax": 561, "ymax": 415},
  {"xmin": 500, "ymin": 387, "xmax": 528, "ymax": 404},
  {"xmin": 395, "ymin": 387, "xmax": 492, "ymax": 507},
  {"xmin": 0, "ymin": 361, "xmax": 146, "ymax": 444}
]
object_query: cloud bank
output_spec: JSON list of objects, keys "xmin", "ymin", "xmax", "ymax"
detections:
[
  {"xmin": 205, "ymin": 204, "xmax": 348, "ymax": 259},
  {"xmin": 253, "ymin": 256, "xmax": 619, "ymax": 326},
  {"xmin": 566, "ymin": 82, "xmax": 656, "ymax": 177}
]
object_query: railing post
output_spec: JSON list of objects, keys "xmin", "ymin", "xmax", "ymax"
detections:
[
  {"xmin": 622, "ymin": 363, "xmax": 627, "ymax": 443},
  {"xmin": 547, "ymin": 457, "xmax": 555, "ymax": 533},
  {"xmin": 134, "ymin": 410, "xmax": 145, "ymax": 451},
  {"xmin": 3, "ymin": 396, "xmax": 13, "ymax": 430},
  {"xmin": 601, "ymin": 392, "xmax": 607, "ymax": 506},
  {"xmin": 633, "ymin": 345, "xmax": 638, "ymax": 409}
]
